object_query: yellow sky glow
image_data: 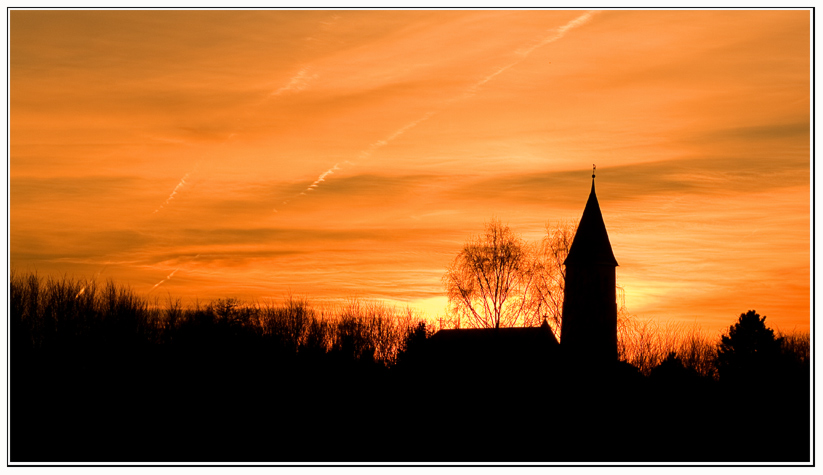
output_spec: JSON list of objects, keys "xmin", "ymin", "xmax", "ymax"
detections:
[{"xmin": 10, "ymin": 9, "xmax": 811, "ymax": 334}]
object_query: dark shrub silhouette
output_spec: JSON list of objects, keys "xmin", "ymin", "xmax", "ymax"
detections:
[
  {"xmin": 650, "ymin": 351, "xmax": 699, "ymax": 383},
  {"xmin": 715, "ymin": 310, "xmax": 783, "ymax": 383},
  {"xmin": 396, "ymin": 321, "xmax": 428, "ymax": 368},
  {"xmin": 708, "ymin": 311, "xmax": 810, "ymax": 462}
]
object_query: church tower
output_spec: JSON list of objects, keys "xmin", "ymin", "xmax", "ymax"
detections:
[{"xmin": 560, "ymin": 167, "xmax": 618, "ymax": 363}]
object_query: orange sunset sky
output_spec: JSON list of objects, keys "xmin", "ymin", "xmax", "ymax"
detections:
[{"xmin": 10, "ymin": 9, "xmax": 811, "ymax": 334}]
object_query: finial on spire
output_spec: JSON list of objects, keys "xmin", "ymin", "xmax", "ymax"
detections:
[{"xmin": 592, "ymin": 164, "xmax": 596, "ymax": 179}]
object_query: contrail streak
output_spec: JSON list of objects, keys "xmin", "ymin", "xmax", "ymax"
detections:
[
  {"xmin": 272, "ymin": 67, "xmax": 318, "ymax": 96},
  {"xmin": 286, "ymin": 110, "xmax": 439, "ymax": 204},
  {"xmin": 464, "ymin": 11, "xmax": 598, "ymax": 98},
  {"xmin": 149, "ymin": 268, "xmax": 180, "ymax": 293},
  {"xmin": 517, "ymin": 11, "xmax": 597, "ymax": 57},
  {"xmin": 301, "ymin": 162, "xmax": 342, "ymax": 195},
  {"xmin": 75, "ymin": 262, "xmax": 111, "ymax": 299},
  {"xmin": 147, "ymin": 254, "xmax": 201, "ymax": 293},
  {"xmin": 358, "ymin": 111, "xmax": 438, "ymax": 161},
  {"xmin": 153, "ymin": 172, "xmax": 191, "ymax": 214},
  {"xmin": 278, "ymin": 11, "xmax": 597, "ymax": 208},
  {"xmin": 285, "ymin": 110, "xmax": 439, "ymax": 205}
]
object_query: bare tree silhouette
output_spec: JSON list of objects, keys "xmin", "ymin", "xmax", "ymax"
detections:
[
  {"xmin": 529, "ymin": 220, "xmax": 576, "ymax": 337},
  {"xmin": 443, "ymin": 218, "xmax": 537, "ymax": 329}
]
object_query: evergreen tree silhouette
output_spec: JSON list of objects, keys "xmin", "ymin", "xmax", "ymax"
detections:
[{"xmin": 715, "ymin": 310, "xmax": 783, "ymax": 384}]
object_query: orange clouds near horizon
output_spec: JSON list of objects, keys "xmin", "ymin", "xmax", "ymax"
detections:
[{"xmin": 10, "ymin": 9, "xmax": 810, "ymax": 335}]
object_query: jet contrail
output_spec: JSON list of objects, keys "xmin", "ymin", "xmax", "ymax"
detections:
[
  {"xmin": 358, "ymin": 111, "xmax": 438, "ymax": 161},
  {"xmin": 464, "ymin": 11, "xmax": 598, "ymax": 98},
  {"xmin": 517, "ymin": 10, "xmax": 597, "ymax": 57},
  {"xmin": 149, "ymin": 268, "xmax": 180, "ymax": 293},
  {"xmin": 272, "ymin": 67, "xmax": 318, "ymax": 96},
  {"xmin": 288, "ymin": 110, "xmax": 439, "ymax": 203},
  {"xmin": 94, "ymin": 264, "xmax": 108, "ymax": 279},
  {"xmin": 278, "ymin": 11, "xmax": 597, "ymax": 207},
  {"xmin": 153, "ymin": 172, "xmax": 191, "ymax": 214},
  {"xmin": 301, "ymin": 162, "xmax": 342, "ymax": 195},
  {"xmin": 147, "ymin": 254, "xmax": 201, "ymax": 293}
]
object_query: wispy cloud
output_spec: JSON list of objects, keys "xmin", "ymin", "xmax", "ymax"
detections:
[
  {"xmin": 318, "ymin": 13, "xmax": 341, "ymax": 29},
  {"xmin": 452, "ymin": 154, "xmax": 809, "ymax": 208},
  {"xmin": 11, "ymin": 175, "xmax": 140, "ymax": 202},
  {"xmin": 285, "ymin": 12, "xmax": 598, "ymax": 201}
]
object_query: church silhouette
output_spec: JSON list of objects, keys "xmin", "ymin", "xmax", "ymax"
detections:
[
  {"xmin": 561, "ymin": 169, "xmax": 619, "ymax": 363},
  {"xmin": 428, "ymin": 169, "xmax": 619, "ymax": 369}
]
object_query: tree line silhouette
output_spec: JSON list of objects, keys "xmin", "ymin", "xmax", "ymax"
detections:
[{"xmin": 9, "ymin": 270, "xmax": 809, "ymax": 462}]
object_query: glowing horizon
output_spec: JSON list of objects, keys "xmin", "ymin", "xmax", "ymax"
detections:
[{"xmin": 10, "ymin": 9, "xmax": 810, "ymax": 335}]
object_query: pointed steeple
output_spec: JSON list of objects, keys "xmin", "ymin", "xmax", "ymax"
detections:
[
  {"xmin": 560, "ymin": 167, "xmax": 619, "ymax": 364},
  {"xmin": 564, "ymin": 172, "xmax": 618, "ymax": 267}
]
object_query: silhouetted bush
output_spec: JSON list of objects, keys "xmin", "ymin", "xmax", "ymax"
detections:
[
  {"xmin": 715, "ymin": 310, "xmax": 784, "ymax": 384},
  {"xmin": 649, "ymin": 352, "xmax": 700, "ymax": 385},
  {"xmin": 10, "ymin": 272, "xmax": 156, "ymax": 356},
  {"xmin": 10, "ymin": 271, "xmax": 428, "ymax": 369},
  {"xmin": 260, "ymin": 296, "xmax": 312, "ymax": 353},
  {"xmin": 778, "ymin": 329, "xmax": 810, "ymax": 366},
  {"xmin": 617, "ymin": 317, "xmax": 717, "ymax": 378}
]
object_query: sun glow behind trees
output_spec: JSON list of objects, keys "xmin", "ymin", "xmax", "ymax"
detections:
[{"xmin": 9, "ymin": 9, "xmax": 810, "ymax": 334}]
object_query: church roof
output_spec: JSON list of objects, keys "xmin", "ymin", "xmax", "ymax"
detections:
[
  {"xmin": 425, "ymin": 320, "xmax": 559, "ymax": 374},
  {"xmin": 430, "ymin": 319, "xmax": 559, "ymax": 347},
  {"xmin": 564, "ymin": 177, "xmax": 618, "ymax": 267}
]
